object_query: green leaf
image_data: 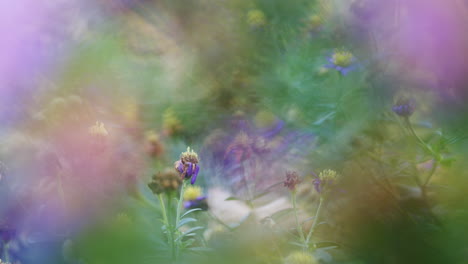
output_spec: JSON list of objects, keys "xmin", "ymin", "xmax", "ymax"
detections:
[
  {"xmin": 176, "ymin": 226, "xmax": 204, "ymax": 242},
  {"xmin": 269, "ymin": 208, "xmax": 294, "ymax": 222},
  {"xmin": 225, "ymin": 196, "xmax": 244, "ymax": 201},
  {"xmin": 177, "ymin": 218, "xmax": 197, "ymax": 229},
  {"xmin": 314, "ymin": 241, "xmax": 341, "ymax": 249},
  {"xmin": 181, "ymin": 208, "xmax": 202, "ymax": 218}
]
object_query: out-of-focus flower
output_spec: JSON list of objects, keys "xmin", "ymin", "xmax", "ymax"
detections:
[
  {"xmin": 325, "ymin": 49, "xmax": 358, "ymax": 75},
  {"xmin": 284, "ymin": 171, "xmax": 302, "ymax": 191},
  {"xmin": 162, "ymin": 108, "xmax": 183, "ymax": 136},
  {"xmin": 392, "ymin": 98, "xmax": 415, "ymax": 117},
  {"xmin": 254, "ymin": 110, "xmax": 284, "ymax": 139},
  {"xmin": 88, "ymin": 121, "xmax": 108, "ymax": 136},
  {"xmin": 284, "ymin": 251, "xmax": 317, "ymax": 264},
  {"xmin": 247, "ymin": 9, "xmax": 266, "ymax": 28},
  {"xmin": 145, "ymin": 131, "xmax": 164, "ymax": 157},
  {"xmin": 313, "ymin": 169, "xmax": 339, "ymax": 194},
  {"xmin": 183, "ymin": 186, "xmax": 208, "ymax": 210},
  {"xmin": 148, "ymin": 169, "xmax": 182, "ymax": 194},
  {"xmin": 175, "ymin": 147, "xmax": 200, "ymax": 184},
  {"xmin": 184, "ymin": 186, "xmax": 203, "ymax": 201},
  {"xmin": 305, "ymin": 14, "xmax": 324, "ymax": 32}
]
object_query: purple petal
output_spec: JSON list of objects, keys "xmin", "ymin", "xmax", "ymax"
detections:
[
  {"xmin": 177, "ymin": 162, "xmax": 184, "ymax": 173},
  {"xmin": 186, "ymin": 162, "xmax": 193, "ymax": 176},
  {"xmin": 191, "ymin": 165, "xmax": 199, "ymax": 184}
]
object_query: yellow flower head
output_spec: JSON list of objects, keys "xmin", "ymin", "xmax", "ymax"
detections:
[
  {"xmin": 88, "ymin": 121, "xmax": 108, "ymax": 136},
  {"xmin": 184, "ymin": 185, "xmax": 203, "ymax": 201},
  {"xmin": 284, "ymin": 251, "xmax": 318, "ymax": 264},
  {"xmin": 332, "ymin": 50, "xmax": 354, "ymax": 67},
  {"xmin": 247, "ymin": 9, "xmax": 266, "ymax": 27}
]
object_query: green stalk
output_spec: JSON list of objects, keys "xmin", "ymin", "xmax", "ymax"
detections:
[
  {"xmin": 305, "ymin": 197, "xmax": 324, "ymax": 246},
  {"xmin": 174, "ymin": 180, "xmax": 187, "ymax": 259},
  {"xmin": 291, "ymin": 191, "xmax": 306, "ymax": 248},
  {"xmin": 158, "ymin": 193, "xmax": 175, "ymax": 261}
]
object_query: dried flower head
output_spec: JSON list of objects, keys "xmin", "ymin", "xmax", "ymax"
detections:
[
  {"xmin": 247, "ymin": 9, "xmax": 266, "ymax": 28},
  {"xmin": 313, "ymin": 169, "xmax": 339, "ymax": 194},
  {"xmin": 148, "ymin": 168, "xmax": 182, "ymax": 194},
  {"xmin": 175, "ymin": 147, "xmax": 200, "ymax": 184},
  {"xmin": 284, "ymin": 251, "xmax": 318, "ymax": 264},
  {"xmin": 88, "ymin": 121, "xmax": 108, "ymax": 136},
  {"xmin": 284, "ymin": 171, "xmax": 302, "ymax": 191},
  {"xmin": 392, "ymin": 98, "xmax": 415, "ymax": 117}
]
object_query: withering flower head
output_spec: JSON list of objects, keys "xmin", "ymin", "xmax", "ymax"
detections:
[
  {"xmin": 175, "ymin": 147, "xmax": 200, "ymax": 184},
  {"xmin": 313, "ymin": 169, "xmax": 339, "ymax": 194},
  {"xmin": 392, "ymin": 98, "xmax": 415, "ymax": 117},
  {"xmin": 148, "ymin": 168, "xmax": 182, "ymax": 194},
  {"xmin": 284, "ymin": 171, "xmax": 302, "ymax": 191}
]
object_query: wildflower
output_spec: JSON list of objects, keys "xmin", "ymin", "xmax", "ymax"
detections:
[
  {"xmin": 313, "ymin": 169, "xmax": 339, "ymax": 194},
  {"xmin": 325, "ymin": 49, "xmax": 358, "ymax": 75},
  {"xmin": 247, "ymin": 9, "xmax": 266, "ymax": 28},
  {"xmin": 184, "ymin": 185, "xmax": 203, "ymax": 201},
  {"xmin": 145, "ymin": 130, "xmax": 164, "ymax": 157},
  {"xmin": 88, "ymin": 121, "xmax": 108, "ymax": 136},
  {"xmin": 254, "ymin": 110, "xmax": 284, "ymax": 138},
  {"xmin": 148, "ymin": 168, "xmax": 182, "ymax": 194},
  {"xmin": 174, "ymin": 147, "xmax": 200, "ymax": 184},
  {"xmin": 284, "ymin": 251, "xmax": 318, "ymax": 264},
  {"xmin": 284, "ymin": 171, "xmax": 302, "ymax": 191},
  {"xmin": 392, "ymin": 98, "xmax": 415, "ymax": 117},
  {"xmin": 183, "ymin": 186, "xmax": 208, "ymax": 210}
]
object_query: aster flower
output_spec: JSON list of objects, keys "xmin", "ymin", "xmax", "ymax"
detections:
[
  {"xmin": 325, "ymin": 49, "xmax": 358, "ymax": 75},
  {"xmin": 313, "ymin": 169, "xmax": 339, "ymax": 194},
  {"xmin": 392, "ymin": 98, "xmax": 415, "ymax": 117},
  {"xmin": 174, "ymin": 147, "xmax": 200, "ymax": 184},
  {"xmin": 183, "ymin": 186, "xmax": 208, "ymax": 210},
  {"xmin": 284, "ymin": 171, "xmax": 302, "ymax": 191}
]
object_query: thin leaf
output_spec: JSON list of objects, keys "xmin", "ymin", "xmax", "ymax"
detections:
[
  {"xmin": 181, "ymin": 208, "xmax": 202, "ymax": 218},
  {"xmin": 177, "ymin": 217, "xmax": 197, "ymax": 229}
]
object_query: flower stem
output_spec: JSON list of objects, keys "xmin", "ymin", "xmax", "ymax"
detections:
[
  {"xmin": 174, "ymin": 180, "xmax": 187, "ymax": 259},
  {"xmin": 305, "ymin": 196, "xmax": 324, "ymax": 246},
  {"xmin": 291, "ymin": 191, "xmax": 306, "ymax": 248},
  {"xmin": 158, "ymin": 193, "xmax": 175, "ymax": 261}
]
